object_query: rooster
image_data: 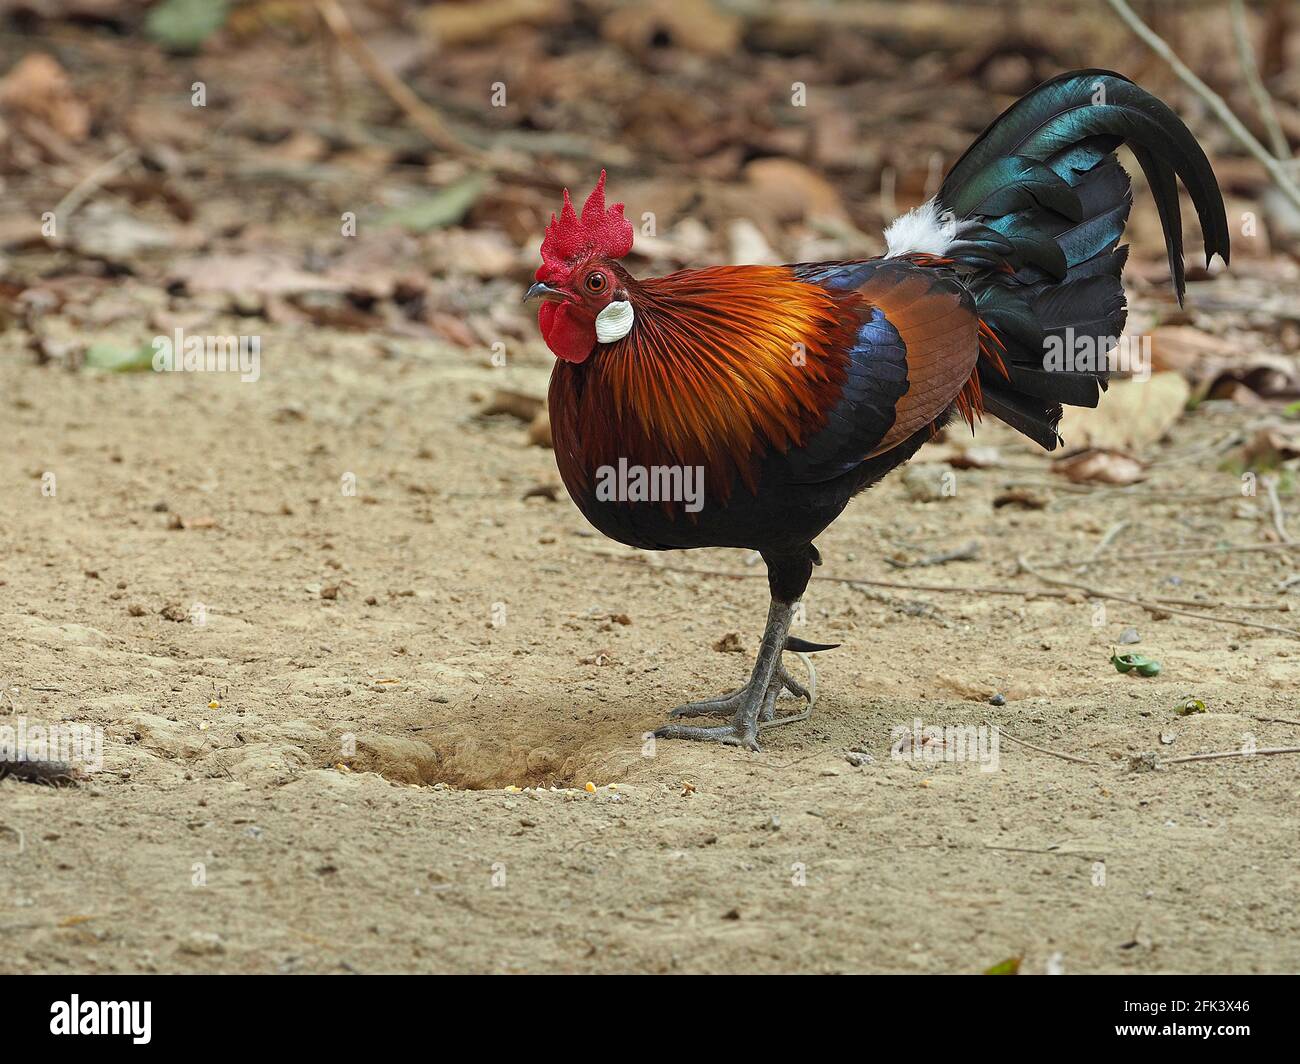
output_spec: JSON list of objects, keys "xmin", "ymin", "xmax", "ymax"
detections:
[{"xmin": 525, "ymin": 71, "xmax": 1229, "ymax": 750}]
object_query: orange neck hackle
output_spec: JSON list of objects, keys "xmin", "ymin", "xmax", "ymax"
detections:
[{"xmin": 550, "ymin": 265, "xmax": 862, "ymax": 502}]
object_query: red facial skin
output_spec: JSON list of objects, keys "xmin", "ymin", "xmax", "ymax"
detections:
[{"xmin": 536, "ymin": 261, "xmax": 623, "ymax": 364}]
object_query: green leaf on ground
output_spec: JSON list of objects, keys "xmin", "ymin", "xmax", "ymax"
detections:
[
  {"xmin": 83, "ymin": 343, "xmax": 156, "ymax": 373},
  {"xmin": 1112, "ymin": 651, "xmax": 1161, "ymax": 677},
  {"xmin": 983, "ymin": 956, "xmax": 1022, "ymax": 975},
  {"xmin": 146, "ymin": 0, "xmax": 230, "ymax": 53},
  {"xmin": 378, "ymin": 174, "xmax": 487, "ymax": 232}
]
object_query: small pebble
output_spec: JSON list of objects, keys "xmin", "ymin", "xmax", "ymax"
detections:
[{"xmin": 179, "ymin": 931, "xmax": 225, "ymax": 956}]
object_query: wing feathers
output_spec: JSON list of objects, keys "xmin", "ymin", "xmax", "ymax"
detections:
[{"xmin": 854, "ymin": 262, "xmax": 979, "ymax": 458}]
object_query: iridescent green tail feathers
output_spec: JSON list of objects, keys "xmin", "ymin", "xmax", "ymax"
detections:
[{"xmin": 934, "ymin": 70, "xmax": 1230, "ymax": 449}]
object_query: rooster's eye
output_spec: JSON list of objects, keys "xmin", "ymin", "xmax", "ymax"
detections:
[{"xmin": 585, "ymin": 272, "xmax": 608, "ymax": 294}]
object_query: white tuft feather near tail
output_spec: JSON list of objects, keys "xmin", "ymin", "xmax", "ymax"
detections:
[{"xmin": 882, "ymin": 198, "xmax": 960, "ymax": 258}]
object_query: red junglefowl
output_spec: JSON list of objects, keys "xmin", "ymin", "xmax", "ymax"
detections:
[{"xmin": 525, "ymin": 70, "xmax": 1229, "ymax": 751}]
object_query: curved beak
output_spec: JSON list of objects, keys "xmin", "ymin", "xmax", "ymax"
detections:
[{"xmin": 523, "ymin": 282, "xmax": 573, "ymax": 305}]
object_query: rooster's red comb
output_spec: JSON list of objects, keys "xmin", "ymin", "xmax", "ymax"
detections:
[{"xmin": 537, "ymin": 170, "xmax": 633, "ymax": 280}]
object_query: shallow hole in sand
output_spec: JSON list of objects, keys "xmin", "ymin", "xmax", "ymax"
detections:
[{"xmin": 337, "ymin": 729, "xmax": 641, "ymax": 791}]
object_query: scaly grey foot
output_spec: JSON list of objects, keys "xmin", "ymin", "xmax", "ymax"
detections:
[
  {"xmin": 656, "ymin": 600, "xmax": 822, "ymax": 751},
  {"xmin": 667, "ymin": 659, "xmax": 813, "ymax": 721}
]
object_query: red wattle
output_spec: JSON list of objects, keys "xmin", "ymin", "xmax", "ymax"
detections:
[{"xmin": 538, "ymin": 303, "xmax": 596, "ymax": 364}]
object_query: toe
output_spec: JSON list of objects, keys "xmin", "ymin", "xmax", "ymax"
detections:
[
  {"xmin": 653, "ymin": 722, "xmax": 761, "ymax": 750},
  {"xmin": 668, "ymin": 701, "xmax": 731, "ymax": 719},
  {"xmin": 666, "ymin": 687, "xmax": 746, "ymax": 719}
]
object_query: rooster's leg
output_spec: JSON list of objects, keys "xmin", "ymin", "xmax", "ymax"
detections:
[{"xmin": 653, "ymin": 598, "xmax": 797, "ymax": 752}]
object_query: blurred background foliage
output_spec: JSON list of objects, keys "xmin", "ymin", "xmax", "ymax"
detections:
[{"xmin": 0, "ymin": 0, "xmax": 1295, "ymax": 385}]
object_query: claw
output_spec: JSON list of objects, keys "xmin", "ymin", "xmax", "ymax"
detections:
[{"xmin": 784, "ymin": 635, "xmax": 839, "ymax": 653}]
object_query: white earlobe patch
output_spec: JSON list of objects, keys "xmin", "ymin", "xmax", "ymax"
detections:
[{"xmin": 595, "ymin": 300, "xmax": 635, "ymax": 343}]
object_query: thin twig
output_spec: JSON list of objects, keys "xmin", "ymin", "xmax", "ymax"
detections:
[
  {"xmin": 50, "ymin": 146, "xmax": 136, "ymax": 223},
  {"xmin": 1263, "ymin": 475, "xmax": 1292, "ymax": 543},
  {"xmin": 995, "ymin": 727, "xmax": 1098, "ymax": 765},
  {"xmin": 883, "ymin": 540, "xmax": 980, "ymax": 569},
  {"xmin": 1164, "ymin": 746, "xmax": 1300, "ymax": 766},
  {"xmin": 1043, "ymin": 541, "xmax": 1300, "ymax": 565},
  {"xmin": 837, "ymin": 575, "xmax": 1037, "ymax": 597},
  {"xmin": 1228, "ymin": 0, "xmax": 1291, "ymax": 160},
  {"xmin": 983, "ymin": 843, "xmax": 1099, "ymax": 860},
  {"xmin": 1106, "ymin": 0, "xmax": 1300, "ymax": 212},
  {"xmin": 1076, "ymin": 520, "xmax": 1129, "ymax": 574},
  {"xmin": 1017, "ymin": 556, "xmax": 1300, "ymax": 639},
  {"xmin": 313, "ymin": 0, "xmax": 481, "ymax": 160},
  {"xmin": 589, "ymin": 551, "xmax": 1071, "ymax": 599},
  {"xmin": 593, "ymin": 551, "xmax": 1292, "ymax": 615}
]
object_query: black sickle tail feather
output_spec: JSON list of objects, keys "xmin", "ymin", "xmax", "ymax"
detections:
[{"xmin": 936, "ymin": 70, "xmax": 1230, "ymax": 450}]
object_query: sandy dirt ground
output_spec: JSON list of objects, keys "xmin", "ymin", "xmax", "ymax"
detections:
[{"xmin": 3, "ymin": 309, "xmax": 1299, "ymax": 975}]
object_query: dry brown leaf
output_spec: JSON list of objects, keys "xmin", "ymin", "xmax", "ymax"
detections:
[
  {"xmin": 1053, "ymin": 449, "xmax": 1146, "ymax": 486},
  {"xmin": 728, "ymin": 218, "xmax": 780, "ymax": 265},
  {"xmin": 169, "ymin": 253, "xmax": 350, "ymax": 297},
  {"xmin": 426, "ymin": 228, "xmax": 518, "ymax": 278},
  {"xmin": 527, "ymin": 408, "xmax": 552, "ymax": 448},
  {"xmin": 1058, "ymin": 373, "xmax": 1189, "ymax": 453},
  {"xmin": 421, "ymin": 0, "xmax": 568, "ymax": 47},
  {"xmin": 742, "ymin": 158, "xmax": 849, "ymax": 223},
  {"xmin": 1149, "ymin": 325, "xmax": 1225, "ymax": 379},
  {"xmin": 1237, "ymin": 426, "xmax": 1300, "ymax": 470},
  {"xmin": 429, "ymin": 312, "xmax": 478, "ymax": 348},
  {"xmin": 948, "ymin": 446, "xmax": 1002, "ymax": 469},
  {"xmin": 0, "ymin": 53, "xmax": 90, "ymax": 142},
  {"xmin": 1204, "ymin": 354, "xmax": 1300, "ymax": 402},
  {"xmin": 602, "ymin": 0, "xmax": 741, "ymax": 58},
  {"xmin": 64, "ymin": 201, "xmax": 182, "ymax": 260},
  {"xmin": 992, "ymin": 488, "xmax": 1047, "ymax": 510},
  {"xmin": 482, "ymin": 389, "xmax": 543, "ymax": 422}
]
